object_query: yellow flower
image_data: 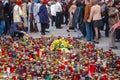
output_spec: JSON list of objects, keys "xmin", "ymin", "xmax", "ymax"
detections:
[{"xmin": 50, "ymin": 39, "xmax": 72, "ymax": 51}]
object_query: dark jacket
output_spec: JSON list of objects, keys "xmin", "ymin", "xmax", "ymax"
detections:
[
  {"xmin": 9, "ymin": 22, "xmax": 25, "ymax": 37},
  {"xmin": 72, "ymin": 4, "xmax": 84, "ymax": 28},
  {"xmin": 38, "ymin": 4, "xmax": 49, "ymax": 24},
  {"xmin": 4, "ymin": 3, "xmax": 11, "ymax": 18},
  {"xmin": 0, "ymin": 1, "xmax": 4, "ymax": 21}
]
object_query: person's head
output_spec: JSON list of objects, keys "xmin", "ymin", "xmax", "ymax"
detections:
[
  {"xmin": 72, "ymin": 0, "xmax": 76, "ymax": 5},
  {"xmin": 18, "ymin": 22, "xmax": 24, "ymax": 29},
  {"xmin": 16, "ymin": 0, "xmax": 23, "ymax": 6},
  {"xmin": 81, "ymin": 0, "xmax": 85, "ymax": 4},
  {"xmin": 76, "ymin": 0, "xmax": 81, "ymax": 7},
  {"xmin": 40, "ymin": 0, "xmax": 46, "ymax": 4},
  {"xmin": 113, "ymin": 1, "xmax": 120, "ymax": 9},
  {"xmin": 30, "ymin": 0, "xmax": 34, "ymax": 4},
  {"xmin": 51, "ymin": 0, "xmax": 56, "ymax": 4},
  {"xmin": 85, "ymin": 0, "xmax": 91, "ymax": 5},
  {"xmin": 91, "ymin": 0, "xmax": 97, "ymax": 5},
  {"xmin": 76, "ymin": 0, "xmax": 84, "ymax": 6},
  {"xmin": 57, "ymin": 0, "xmax": 61, "ymax": 2}
]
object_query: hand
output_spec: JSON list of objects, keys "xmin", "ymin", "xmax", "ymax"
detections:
[
  {"xmin": 115, "ymin": 9, "xmax": 119, "ymax": 13},
  {"xmin": 87, "ymin": 19, "xmax": 91, "ymax": 22},
  {"xmin": 20, "ymin": 31, "xmax": 26, "ymax": 34},
  {"xmin": 110, "ymin": 22, "xmax": 120, "ymax": 32}
]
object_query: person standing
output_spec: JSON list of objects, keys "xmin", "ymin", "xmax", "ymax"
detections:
[
  {"xmin": 9, "ymin": 0, "xmax": 16, "ymax": 25},
  {"xmin": 67, "ymin": 0, "xmax": 76, "ymax": 32},
  {"xmin": 21, "ymin": 0, "xmax": 28, "ymax": 32},
  {"xmin": 29, "ymin": 0, "xmax": 38, "ymax": 32},
  {"xmin": 4, "ymin": 1, "xmax": 11, "ymax": 35},
  {"xmin": 88, "ymin": 0, "xmax": 103, "ymax": 44},
  {"xmin": 72, "ymin": 0, "xmax": 84, "ymax": 39},
  {"xmin": 13, "ymin": 0, "xmax": 23, "ymax": 23},
  {"xmin": 84, "ymin": 0, "xmax": 93, "ymax": 41},
  {"xmin": 55, "ymin": 0, "xmax": 62, "ymax": 29},
  {"xmin": 108, "ymin": 1, "xmax": 120, "ymax": 49},
  {"xmin": 101, "ymin": 1, "xmax": 109, "ymax": 37},
  {"xmin": 50, "ymin": 1, "xmax": 56, "ymax": 26},
  {"xmin": 62, "ymin": 0, "xmax": 69, "ymax": 25},
  {"xmin": 0, "ymin": 0, "xmax": 5, "ymax": 35},
  {"xmin": 38, "ymin": 0, "xmax": 49, "ymax": 35}
]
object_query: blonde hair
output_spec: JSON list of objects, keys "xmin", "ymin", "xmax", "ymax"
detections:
[{"xmin": 72, "ymin": 0, "xmax": 76, "ymax": 5}]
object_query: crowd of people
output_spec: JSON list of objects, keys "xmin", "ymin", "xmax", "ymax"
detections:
[
  {"xmin": 0, "ymin": 0, "xmax": 120, "ymax": 79},
  {"xmin": 0, "ymin": 0, "xmax": 120, "ymax": 49},
  {"xmin": 0, "ymin": 0, "xmax": 120, "ymax": 46}
]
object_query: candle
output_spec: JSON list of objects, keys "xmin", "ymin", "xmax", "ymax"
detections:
[{"xmin": 0, "ymin": 48, "xmax": 2, "ymax": 56}]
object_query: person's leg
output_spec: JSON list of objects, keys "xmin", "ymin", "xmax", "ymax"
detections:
[
  {"xmin": 67, "ymin": 16, "xmax": 72, "ymax": 32},
  {"xmin": 34, "ymin": 23, "xmax": 38, "ymax": 32},
  {"xmin": 51, "ymin": 16, "xmax": 55, "ymax": 27},
  {"xmin": 30, "ymin": 14, "xmax": 34, "ymax": 32},
  {"xmin": 41, "ymin": 23, "xmax": 45, "ymax": 35},
  {"xmin": 64, "ymin": 14, "xmax": 69, "ymax": 25},
  {"xmin": 90, "ymin": 23, "xmax": 94, "ymax": 41},
  {"xmin": 85, "ymin": 22, "xmax": 91, "ymax": 41},
  {"xmin": 55, "ymin": 12, "xmax": 58, "ymax": 28},
  {"xmin": 4, "ymin": 15, "xmax": 8, "ymax": 34},
  {"xmin": 101, "ymin": 17, "xmax": 105, "ymax": 30},
  {"xmin": 53, "ymin": 16, "xmax": 56, "ymax": 26},
  {"xmin": 105, "ymin": 20, "xmax": 109, "ymax": 37},
  {"xmin": 23, "ymin": 17, "xmax": 28, "ymax": 32},
  {"xmin": 58, "ymin": 12, "xmax": 62, "ymax": 28},
  {"xmin": 0, "ymin": 20, "xmax": 5, "ymax": 34},
  {"xmin": 110, "ymin": 31, "xmax": 116, "ymax": 48},
  {"xmin": 94, "ymin": 27, "xmax": 99, "ymax": 43},
  {"xmin": 76, "ymin": 24, "xmax": 83, "ymax": 38}
]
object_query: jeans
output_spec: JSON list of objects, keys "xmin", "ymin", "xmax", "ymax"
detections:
[
  {"xmin": 0, "ymin": 20, "xmax": 5, "ymax": 34},
  {"xmin": 85, "ymin": 22, "xmax": 93, "ymax": 41},
  {"xmin": 76, "ymin": 24, "xmax": 83, "ymax": 38}
]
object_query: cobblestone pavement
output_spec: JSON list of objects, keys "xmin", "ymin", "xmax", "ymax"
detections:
[{"xmin": 28, "ymin": 24, "xmax": 120, "ymax": 56}]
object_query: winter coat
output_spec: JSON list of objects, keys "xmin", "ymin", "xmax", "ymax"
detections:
[
  {"xmin": 13, "ymin": 4, "xmax": 23, "ymax": 23},
  {"xmin": 38, "ymin": 4, "xmax": 49, "ymax": 24}
]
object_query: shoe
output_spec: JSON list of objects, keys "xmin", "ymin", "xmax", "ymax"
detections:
[
  {"xmin": 76, "ymin": 37, "xmax": 83, "ymax": 40},
  {"xmin": 110, "ymin": 46, "xmax": 118, "ymax": 49},
  {"xmin": 67, "ymin": 29, "xmax": 70, "ymax": 32},
  {"xmin": 93, "ymin": 41, "xmax": 99, "ymax": 44},
  {"xmin": 56, "ymin": 27, "xmax": 61, "ymax": 29},
  {"xmin": 115, "ymin": 39, "xmax": 120, "ymax": 42},
  {"xmin": 45, "ymin": 30, "xmax": 50, "ymax": 33},
  {"xmin": 41, "ymin": 32, "xmax": 46, "ymax": 35},
  {"xmin": 74, "ymin": 30, "xmax": 76, "ymax": 32}
]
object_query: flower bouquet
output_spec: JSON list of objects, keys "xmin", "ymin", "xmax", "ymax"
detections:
[{"xmin": 50, "ymin": 38, "xmax": 72, "ymax": 53}]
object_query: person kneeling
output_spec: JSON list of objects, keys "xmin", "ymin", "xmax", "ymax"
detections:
[{"xmin": 10, "ymin": 22, "xmax": 26, "ymax": 39}]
